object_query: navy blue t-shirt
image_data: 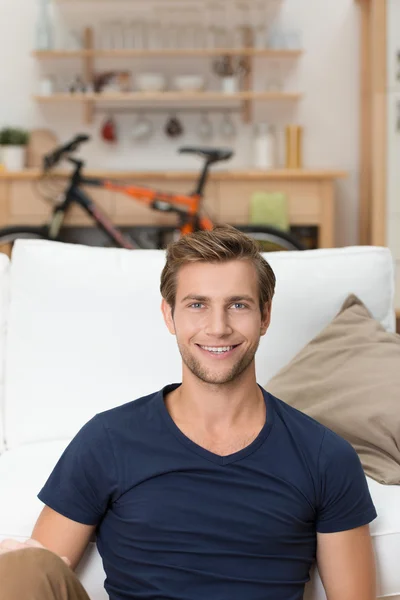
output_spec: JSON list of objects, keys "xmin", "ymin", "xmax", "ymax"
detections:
[{"xmin": 38, "ymin": 384, "xmax": 377, "ymax": 600}]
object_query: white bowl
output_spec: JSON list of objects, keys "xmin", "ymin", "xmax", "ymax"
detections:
[
  {"xmin": 136, "ymin": 73, "xmax": 166, "ymax": 93},
  {"xmin": 173, "ymin": 75, "xmax": 205, "ymax": 92}
]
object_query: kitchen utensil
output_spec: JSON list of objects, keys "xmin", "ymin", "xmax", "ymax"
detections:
[
  {"xmin": 268, "ymin": 27, "xmax": 285, "ymax": 50},
  {"xmin": 222, "ymin": 76, "xmax": 238, "ymax": 94},
  {"xmin": 39, "ymin": 75, "xmax": 55, "ymax": 96},
  {"xmin": 69, "ymin": 75, "xmax": 86, "ymax": 94},
  {"xmin": 173, "ymin": 75, "xmax": 205, "ymax": 92},
  {"xmin": 254, "ymin": 123, "xmax": 276, "ymax": 169},
  {"xmin": 198, "ymin": 113, "xmax": 213, "ymax": 141},
  {"xmin": 117, "ymin": 72, "xmax": 132, "ymax": 93},
  {"xmin": 35, "ymin": 0, "xmax": 53, "ymax": 50},
  {"xmin": 165, "ymin": 115, "xmax": 184, "ymax": 138},
  {"xmin": 131, "ymin": 113, "xmax": 154, "ymax": 142},
  {"xmin": 26, "ymin": 129, "xmax": 59, "ymax": 168},
  {"xmin": 125, "ymin": 20, "xmax": 146, "ymax": 50},
  {"xmin": 108, "ymin": 21, "xmax": 124, "ymax": 49},
  {"xmin": 136, "ymin": 73, "xmax": 166, "ymax": 92},
  {"xmin": 101, "ymin": 115, "xmax": 118, "ymax": 143},
  {"xmin": 220, "ymin": 112, "xmax": 236, "ymax": 140},
  {"xmin": 146, "ymin": 20, "xmax": 163, "ymax": 50},
  {"xmin": 64, "ymin": 29, "xmax": 82, "ymax": 51}
]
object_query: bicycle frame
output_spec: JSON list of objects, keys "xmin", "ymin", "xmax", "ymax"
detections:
[{"xmin": 45, "ymin": 168, "xmax": 214, "ymax": 250}]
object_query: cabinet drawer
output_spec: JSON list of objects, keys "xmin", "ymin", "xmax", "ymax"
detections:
[
  {"xmin": 217, "ymin": 181, "xmax": 320, "ymax": 224},
  {"xmin": 387, "ymin": 0, "xmax": 400, "ymax": 92},
  {"xmin": 9, "ymin": 181, "xmax": 49, "ymax": 217}
]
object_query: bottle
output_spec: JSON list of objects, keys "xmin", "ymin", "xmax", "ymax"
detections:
[
  {"xmin": 35, "ymin": 0, "xmax": 53, "ymax": 51},
  {"xmin": 285, "ymin": 125, "xmax": 303, "ymax": 169},
  {"xmin": 254, "ymin": 123, "xmax": 275, "ymax": 169}
]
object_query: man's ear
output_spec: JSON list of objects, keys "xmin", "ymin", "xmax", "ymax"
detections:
[
  {"xmin": 260, "ymin": 301, "xmax": 272, "ymax": 336},
  {"xmin": 161, "ymin": 298, "xmax": 176, "ymax": 335}
]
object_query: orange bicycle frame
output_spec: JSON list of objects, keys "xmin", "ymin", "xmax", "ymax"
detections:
[{"xmin": 102, "ymin": 180, "xmax": 214, "ymax": 235}]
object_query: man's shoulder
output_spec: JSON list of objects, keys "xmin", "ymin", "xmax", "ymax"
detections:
[
  {"xmin": 266, "ymin": 389, "xmax": 342, "ymax": 452},
  {"xmin": 96, "ymin": 386, "xmax": 166, "ymax": 425},
  {"xmin": 265, "ymin": 389, "xmax": 358, "ymax": 482}
]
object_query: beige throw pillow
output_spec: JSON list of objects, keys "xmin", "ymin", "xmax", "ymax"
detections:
[{"xmin": 267, "ymin": 294, "xmax": 400, "ymax": 485}]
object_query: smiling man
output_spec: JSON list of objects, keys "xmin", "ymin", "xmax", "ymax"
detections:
[{"xmin": 0, "ymin": 226, "xmax": 377, "ymax": 600}]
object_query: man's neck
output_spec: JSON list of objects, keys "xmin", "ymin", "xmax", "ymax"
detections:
[{"xmin": 165, "ymin": 372, "xmax": 265, "ymax": 436}]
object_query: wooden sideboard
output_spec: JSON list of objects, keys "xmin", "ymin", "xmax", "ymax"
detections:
[{"xmin": 0, "ymin": 169, "xmax": 346, "ymax": 248}]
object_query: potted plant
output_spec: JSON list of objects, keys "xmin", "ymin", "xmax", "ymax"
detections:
[{"xmin": 0, "ymin": 127, "xmax": 30, "ymax": 171}]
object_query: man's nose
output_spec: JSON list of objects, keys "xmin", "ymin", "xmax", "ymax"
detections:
[{"xmin": 204, "ymin": 308, "xmax": 233, "ymax": 337}]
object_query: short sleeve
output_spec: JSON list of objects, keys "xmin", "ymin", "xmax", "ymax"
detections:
[
  {"xmin": 38, "ymin": 414, "xmax": 118, "ymax": 526},
  {"xmin": 316, "ymin": 429, "xmax": 377, "ymax": 534}
]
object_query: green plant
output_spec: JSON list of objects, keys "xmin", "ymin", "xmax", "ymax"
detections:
[{"xmin": 0, "ymin": 127, "xmax": 30, "ymax": 146}]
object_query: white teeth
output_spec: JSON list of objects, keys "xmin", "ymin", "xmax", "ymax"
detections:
[{"xmin": 200, "ymin": 346, "xmax": 235, "ymax": 353}]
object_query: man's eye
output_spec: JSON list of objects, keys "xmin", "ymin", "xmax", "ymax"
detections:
[
  {"xmin": 190, "ymin": 303, "xmax": 204, "ymax": 309},
  {"xmin": 232, "ymin": 303, "xmax": 247, "ymax": 309}
]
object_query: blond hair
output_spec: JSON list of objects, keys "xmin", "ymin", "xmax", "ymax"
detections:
[{"xmin": 160, "ymin": 225, "xmax": 276, "ymax": 314}]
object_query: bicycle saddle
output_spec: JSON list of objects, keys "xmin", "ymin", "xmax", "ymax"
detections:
[{"xmin": 179, "ymin": 147, "xmax": 233, "ymax": 163}]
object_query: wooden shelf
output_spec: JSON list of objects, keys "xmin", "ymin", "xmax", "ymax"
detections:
[
  {"xmin": 34, "ymin": 91, "xmax": 302, "ymax": 103},
  {"xmin": 32, "ymin": 27, "xmax": 303, "ymax": 125},
  {"xmin": 32, "ymin": 48, "xmax": 303, "ymax": 59},
  {"xmin": 0, "ymin": 169, "xmax": 348, "ymax": 182}
]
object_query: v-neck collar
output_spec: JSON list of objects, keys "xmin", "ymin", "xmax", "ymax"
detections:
[{"xmin": 157, "ymin": 383, "xmax": 274, "ymax": 466}]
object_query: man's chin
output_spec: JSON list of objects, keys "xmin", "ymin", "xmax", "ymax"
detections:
[{"xmin": 190, "ymin": 361, "xmax": 250, "ymax": 386}]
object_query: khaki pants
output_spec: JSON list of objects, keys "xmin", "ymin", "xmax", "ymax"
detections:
[{"xmin": 0, "ymin": 548, "xmax": 91, "ymax": 600}]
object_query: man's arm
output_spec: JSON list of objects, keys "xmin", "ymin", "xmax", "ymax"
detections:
[
  {"xmin": 32, "ymin": 505, "xmax": 96, "ymax": 571},
  {"xmin": 316, "ymin": 525, "xmax": 376, "ymax": 600}
]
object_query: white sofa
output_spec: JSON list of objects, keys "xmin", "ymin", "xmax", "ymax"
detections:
[{"xmin": 0, "ymin": 239, "xmax": 399, "ymax": 600}]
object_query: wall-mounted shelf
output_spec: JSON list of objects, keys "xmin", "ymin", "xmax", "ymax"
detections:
[
  {"xmin": 32, "ymin": 48, "xmax": 303, "ymax": 59},
  {"xmin": 33, "ymin": 91, "xmax": 302, "ymax": 123},
  {"xmin": 34, "ymin": 91, "xmax": 302, "ymax": 102},
  {"xmin": 33, "ymin": 27, "xmax": 303, "ymax": 125}
]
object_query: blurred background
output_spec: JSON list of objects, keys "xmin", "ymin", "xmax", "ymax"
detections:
[{"xmin": 0, "ymin": 0, "xmax": 398, "ymax": 327}]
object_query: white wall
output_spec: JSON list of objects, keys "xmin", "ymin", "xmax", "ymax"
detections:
[{"xmin": 0, "ymin": 0, "xmax": 360, "ymax": 246}]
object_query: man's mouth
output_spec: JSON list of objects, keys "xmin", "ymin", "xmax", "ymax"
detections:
[{"xmin": 196, "ymin": 344, "xmax": 241, "ymax": 356}]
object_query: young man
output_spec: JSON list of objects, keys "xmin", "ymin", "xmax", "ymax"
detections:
[{"xmin": 0, "ymin": 226, "xmax": 377, "ymax": 600}]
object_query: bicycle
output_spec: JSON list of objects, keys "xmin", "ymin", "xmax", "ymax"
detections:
[{"xmin": 0, "ymin": 134, "xmax": 304, "ymax": 253}]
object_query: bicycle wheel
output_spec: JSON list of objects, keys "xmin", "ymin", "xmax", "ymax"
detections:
[
  {"xmin": 235, "ymin": 225, "xmax": 305, "ymax": 252},
  {"xmin": 0, "ymin": 227, "xmax": 48, "ymax": 257}
]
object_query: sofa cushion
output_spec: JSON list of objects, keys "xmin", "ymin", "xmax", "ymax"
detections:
[
  {"xmin": 0, "ymin": 442, "xmax": 398, "ymax": 599},
  {"xmin": 4, "ymin": 241, "xmax": 395, "ymax": 448},
  {"xmin": 0, "ymin": 252, "xmax": 10, "ymax": 453},
  {"xmin": 267, "ymin": 294, "xmax": 400, "ymax": 485}
]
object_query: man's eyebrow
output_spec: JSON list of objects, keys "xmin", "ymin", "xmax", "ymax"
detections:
[
  {"xmin": 180, "ymin": 295, "xmax": 256, "ymax": 304},
  {"xmin": 228, "ymin": 295, "xmax": 256, "ymax": 304},
  {"xmin": 181, "ymin": 295, "xmax": 209, "ymax": 303}
]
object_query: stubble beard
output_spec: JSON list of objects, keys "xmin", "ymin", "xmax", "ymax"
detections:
[{"xmin": 177, "ymin": 339, "xmax": 260, "ymax": 385}]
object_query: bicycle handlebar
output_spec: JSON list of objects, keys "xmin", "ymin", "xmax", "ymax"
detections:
[{"xmin": 43, "ymin": 134, "xmax": 90, "ymax": 171}]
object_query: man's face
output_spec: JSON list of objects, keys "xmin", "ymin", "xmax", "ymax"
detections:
[{"xmin": 162, "ymin": 260, "xmax": 271, "ymax": 385}]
